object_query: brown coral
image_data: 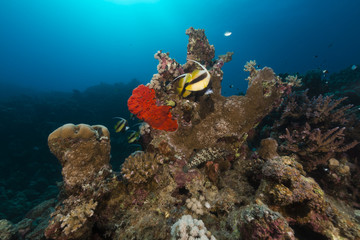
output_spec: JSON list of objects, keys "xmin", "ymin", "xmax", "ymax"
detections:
[
  {"xmin": 121, "ymin": 151, "xmax": 164, "ymax": 184},
  {"xmin": 185, "ymin": 27, "xmax": 215, "ymax": 65},
  {"xmin": 48, "ymin": 123, "xmax": 111, "ymax": 193},
  {"xmin": 280, "ymin": 123, "xmax": 358, "ymax": 171},
  {"xmin": 256, "ymin": 156, "xmax": 360, "ymax": 239}
]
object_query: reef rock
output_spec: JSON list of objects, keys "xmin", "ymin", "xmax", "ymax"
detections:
[
  {"xmin": 48, "ymin": 123, "xmax": 111, "ymax": 193},
  {"xmin": 45, "ymin": 123, "xmax": 113, "ymax": 240}
]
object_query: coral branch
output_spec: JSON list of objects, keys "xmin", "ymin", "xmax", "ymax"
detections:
[{"xmin": 280, "ymin": 123, "xmax": 358, "ymax": 171}]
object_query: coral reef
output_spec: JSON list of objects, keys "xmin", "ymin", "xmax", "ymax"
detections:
[
  {"xmin": 279, "ymin": 123, "xmax": 357, "ymax": 171},
  {"xmin": 0, "ymin": 80, "xmax": 139, "ymax": 223},
  {"xmin": 48, "ymin": 123, "xmax": 111, "ymax": 193},
  {"xmin": 237, "ymin": 203, "xmax": 295, "ymax": 240},
  {"xmin": 3, "ymin": 28, "xmax": 360, "ymax": 240},
  {"xmin": 256, "ymin": 155, "xmax": 360, "ymax": 239},
  {"xmin": 273, "ymin": 90, "xmax": 358, "ymax": 172},
  {"xmin": 45, "ymin": 124, "xmax": 113, "ymax": 239},
  {"xmin": 121, "ymin": 150, "xmax": 164, "ymax": 184}
]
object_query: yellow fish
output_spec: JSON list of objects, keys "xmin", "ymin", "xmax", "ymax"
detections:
[
  {"xmin": 128, "ymin": 130, "xmax": 140, "ymax": 143},
  {"xmin": 174, "ymin": 60, "xmax": 211, "ymax": 97},
  {"xmin": 114, "ymin": 117, "xmax": 129, "ymax": 133}
]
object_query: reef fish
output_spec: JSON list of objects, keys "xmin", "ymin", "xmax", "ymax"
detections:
[
  {"xmin": 114, "ymin": 117, "xmax": 129, "ymax": 133},
  {"xmin": 183, "ymin": 147, "xmax": 228, "ymax": 173},
  {"xmin": 174, "ymin": 60, "xmax": 211, "ymax": 97},
  {"xmin": 224, "ymin": 31, "xmax": 232, "ymax": 37},
  {"xmin": 128, "ymin": 130, "xmax": 140, "ymax": 143},
  {"xmin": 351, "ymin": 65, "xmax": 358, "ymax": 70}
]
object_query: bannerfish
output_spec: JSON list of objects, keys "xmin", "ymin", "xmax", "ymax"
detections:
[
  {"xmin": 224, "ymin": 31, "xmax": 232, "ymax": 37},
  {"xmin": 128, "ymin": 130, "xmax": 140, "ymax": 143},
  {"xmin": 173, "ymin": 60, "xmax": 211, "ymax": 97},
  {"xmin": 114, "ymin": 117, "xmax": 129, "ymax": 133}
]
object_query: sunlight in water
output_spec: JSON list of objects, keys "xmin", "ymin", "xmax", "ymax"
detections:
[{"xmin": 105, "ymin": 0, "xmax": 159, "ymax": 4}]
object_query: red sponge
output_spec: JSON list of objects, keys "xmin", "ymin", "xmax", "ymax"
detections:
[{"xmin": 127, "ymin": 85, "xmax": 178, "ymax": 132}]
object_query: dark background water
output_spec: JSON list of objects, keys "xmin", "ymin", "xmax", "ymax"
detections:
[{"xmin": 0, "ymin": 0, "xmax": 359, "ymax": 223}]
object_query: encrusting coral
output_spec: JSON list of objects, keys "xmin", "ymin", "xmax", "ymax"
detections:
[{"xmin": 7, "ymin": 27, "xmax": 360, "ymax": 240}]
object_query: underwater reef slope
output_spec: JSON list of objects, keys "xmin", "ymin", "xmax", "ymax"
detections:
[{"xmin": 1, "ymin": 27, "xmax": 360, "ymax": 240}]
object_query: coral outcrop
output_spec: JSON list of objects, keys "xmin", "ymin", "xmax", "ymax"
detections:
[
  {"xmin": 237, "ymin": 203, "xmax": 295, "ymax": 240},
  {"xmin": 4, "ymin": 28, "xmax": 360, "ymax": 240},
  {"xmin": 48, "ymin": 123, "xmax": 111, "ymax": 193},
  {"xmin": 45, "ymin": 124, "xmax": 113, "ymax": 239}
]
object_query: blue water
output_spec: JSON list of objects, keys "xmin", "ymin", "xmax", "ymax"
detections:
[{"xmin": 1, "ymin": 0, "xmax": 359, "ymax": 97}]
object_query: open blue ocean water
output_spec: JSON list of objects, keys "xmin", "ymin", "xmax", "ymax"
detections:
[
  {"xmin": 1, "ymin": 0, "xmax": 359, "ymax": 96},
  {"xmin": 0, "ymin": 0, "xmax": 360, "ymax": 228}
]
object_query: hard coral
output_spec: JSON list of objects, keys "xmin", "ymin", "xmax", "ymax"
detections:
[
  {"xmin": 121, "ymin": 151, "xmax": 163, "ymax": 184},
  {"xmin": 45, "ymin": 196, "xmax": 98, "ymax": 240},
  {"xmin": 171, "ymin": 215, "xmax": 216, "ymax": 240},
  {"xmin": 186, "ymin": 27, "xmax": 215, "ymax": 65},
  {"xmin": 256, "ymin": 156, "xmax": 360, "ymax": 239},
  {"xmin": 273, "ymin": 90, "xmax": 358, "ymax": 172},
  {"xmin": 280, "ymin": 123, "xmax": 358, "ymax": 171},
  {"xmin": 127, "ymin": 84, "xmax": 178, "ymax": 131},
  {"xmin": 238, "ymin": 203, "xmax": 295, "ymax": 240},
  {"xmin": 46, "ymin": 123, "xmax": 113, "ymax": 240},
  {"xmin": 48, "ymin": 123, "xmax": 111, "ymax": 193}
]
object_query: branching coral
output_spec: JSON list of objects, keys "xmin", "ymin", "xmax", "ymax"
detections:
[
  {"xmin": 45, "ymin": 196, "xmax": 100, "ymax": 239},
  {"xmin": 185, "ymin": 195, "xmax": 210, "ymax": 215},
  {"xmin": 127, "ymin": 84, "xmax": 178, "ymax": 131},
  {"xmin": 285, "ymin": 75, "xmax": 302, "ymax": 87},
  {"xmin": 280, "ymin": 123, "xmax": 358, "ymax": 171},
  {"xmin": 271, "ymin": 90, "xmax": 358, "ymax": 172},
  {"xmin": 244, "ymin": 60, "xmax": 258, "ymax": 82},
  {"xmin": 154, "ymin": 50, "xmax": 184, "ymax": 81},
  {"xmin": 276, "ymin": 90, "xmax": 353, "ymax": 127},
  {"xmin": 58, "ymin": 199, "xmax": 97, "ymax": 236}
]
